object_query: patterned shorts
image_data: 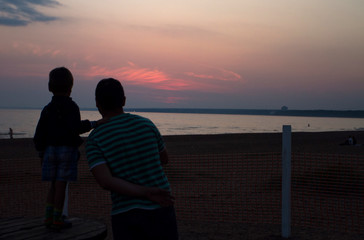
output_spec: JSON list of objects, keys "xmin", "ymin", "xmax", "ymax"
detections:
[{"xmin": 42, "ymin": 146, "xmax": 79, "ymax": 182}]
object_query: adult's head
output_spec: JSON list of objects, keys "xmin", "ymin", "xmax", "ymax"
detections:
[
  {"xmin": 95, "ymin": 78, "xmax": 126, "ymax": 112},
  {"xmin": 48, "ymin": 67, "xmax": 74, "ymax": 95}
]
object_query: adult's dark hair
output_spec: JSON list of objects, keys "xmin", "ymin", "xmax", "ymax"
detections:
[
  {"xmin": 96, "ymin": 78, "xmax": 125, "ymax": 110},
  {"xmin": 48, "ymin": 67, "xmax": 74, "ymax": 94}
]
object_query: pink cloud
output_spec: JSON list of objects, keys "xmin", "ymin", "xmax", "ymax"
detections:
[
  {"xmin": 87, "ymin": 62, "xmax": 191, "ymax": 91},
  {"xmin": 0, "ymin": 42, "xmax": 64, "ymax": 78},
  {"xmin": 86, "ymin": 62, "xmax": 243, "ymax": 94},
  {"xmin": 185, "ymin": 66, "xmax": 242, "ymax": 82},
  {"xmin": 185, "ymin": 72, "xmax": 215, "ymax": 79},
  {"xmin": 12, "ymin": 42, "xmax": 62, "ymax": 57}
]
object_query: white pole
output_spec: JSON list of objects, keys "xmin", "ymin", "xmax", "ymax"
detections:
[{"xmin": 282, "ymin": 125, "xmax": 291, "ymax": 238}]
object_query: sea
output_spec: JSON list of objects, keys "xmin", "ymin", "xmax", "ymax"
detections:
[{"xmin": 0, "ymin": 108, "xmax": 363, "ymax": 139}]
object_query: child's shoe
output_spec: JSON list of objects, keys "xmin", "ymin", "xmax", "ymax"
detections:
[
  {"xmin": 44, "ymin": 203, "xmax": 54, "ymax": 228},
  {"xmin": 52, "ymin": 208, "xmax": 72, "ymax": 231},
  {"xmin": 44, "ymin": 217, "xmax": 53, "ymax": 228},
  {"xmin": 52, "ymin": 218, "xmax": 72, "ymax": 231}
]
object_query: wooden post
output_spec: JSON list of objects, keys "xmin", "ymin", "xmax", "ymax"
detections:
[{"xmin": 282, "ymin": 125, "xmax": 291, "ymax": 238}]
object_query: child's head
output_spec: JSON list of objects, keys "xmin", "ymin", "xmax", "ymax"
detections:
[{"xmin": 48, "ymin": 67, "xmax": 73, "ymax": 95}]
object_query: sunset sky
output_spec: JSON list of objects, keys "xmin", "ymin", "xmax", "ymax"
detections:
[{"xmin": 1, "ymin": 0, "xmax": 363, "ymax": 110}]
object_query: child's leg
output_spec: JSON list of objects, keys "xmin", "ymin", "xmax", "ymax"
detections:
[
  {"xmin": 54, "ymin": 181, "xmax": 67, "ymax": 212},
  {"xmin": 53, "ymin": 181, "xmax": 67, "ymax": 227},
  {"xmin": 52, "ymin": 146, "xmax": 78, "ymax": 229},
  {"xmin": 62, "ymin": 182, "xmax": 69, "ymax": 217},
  {"xmin": 42, "ymin": 145, "xmax": 56, "ymax": 227},
  {"xmin": 44, "ymin": 181, "xmax": 56, "ymax": 227},
  {"xmin": 46, "ymin": 181, "xmax": 56, "ymax": 204}
]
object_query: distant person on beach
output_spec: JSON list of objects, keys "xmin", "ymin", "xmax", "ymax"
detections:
[
  {"xmin": 9, "ymin": 128, "xmax": 13, "ymax": 139},
  {"xmin": 33, "ymin": 67, "xmax": 103, "ymax": 230},
  {"xmin": 352, "ymin": 136, "xmax": 357, "ymax": 145},
  {"xmin": 86, "ymin": 78, "xmax": 178, "ymax": 240},
  {"xmin": 340, "ymin": 135, "xmax": 358, "ymax": 146}
]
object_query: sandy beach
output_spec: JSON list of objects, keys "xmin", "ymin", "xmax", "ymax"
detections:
[
  {"xmin": 1, "ymin": 131, "xmax": 364, "ymax": 240},
  {"xmin": 1, "ymin": 131, "xmax": 364, "ymax": 159}
]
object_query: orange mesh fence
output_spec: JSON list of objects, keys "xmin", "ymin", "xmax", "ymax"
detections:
[
  {"xmin": 1, "ymin": 152, "xmax": 363, "ymax": 234},
  {"xmin": 165, "ymin": 153, "xmax": 282, "ymax": 224},
  {"xmin": 291, "ymin": 153, "xmax": 364, "ymax": 233}
]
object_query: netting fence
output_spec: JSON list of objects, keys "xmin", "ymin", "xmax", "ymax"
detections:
[{"xmin": 1, "ymin": 152, "xmax": 363, "ymax": 235}]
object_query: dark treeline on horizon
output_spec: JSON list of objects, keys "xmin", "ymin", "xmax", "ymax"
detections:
[
  {"xmin": 1, "ymin": 107, "xmax": 364, "ymax": 118},
  {"xmin": 123, "ymin": 108, "xmax": 364, "ymax": 118}
]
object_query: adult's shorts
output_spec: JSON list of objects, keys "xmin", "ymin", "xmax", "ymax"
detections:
[{"xmin": 111, "ymin": 206, "xmax": 178, "ymax": 240}]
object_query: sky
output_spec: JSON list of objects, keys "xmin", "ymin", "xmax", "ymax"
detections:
[{"xmin": 0, "ymin": 0, "xmax": 363, "ymax": 110}]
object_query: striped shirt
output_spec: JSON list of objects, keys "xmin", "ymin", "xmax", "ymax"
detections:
[{"xmin": 86, "ymin": 113, "xmax": 170, "ymax": 215}]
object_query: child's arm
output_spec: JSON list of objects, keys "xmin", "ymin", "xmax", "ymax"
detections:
[
  {"xmin": 79, "ymin": 118, "xmax": 109, "ymax": 134},
  {"xmin": 79, "ymin": 120, "xmax": 94, "ymax": 134},
  {"xmin": 33, "ymin": 109, "xmax": 47, "ymax": 155}
]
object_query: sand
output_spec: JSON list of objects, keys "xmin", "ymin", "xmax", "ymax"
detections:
[
  {"xmin": 1, "ymin": 131, "xmax": 364, "ymax": 159},
  {"xmin": 1, "ymin": 131, "xmax": 364, "ymax": 240}
]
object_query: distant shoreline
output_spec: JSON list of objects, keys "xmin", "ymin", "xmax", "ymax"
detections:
[
  {"xmin": 1, "ymin": 107, "xmax": 364, "ymax": 118},
  {"xmin": 124, "ymin": 108, "xmax": 364, "ymax": 118}
]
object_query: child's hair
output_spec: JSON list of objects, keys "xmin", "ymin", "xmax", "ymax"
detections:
[
  {"xmin": 96, "ymin": 78, "xmax": 125, "ymax": 110},
  {"xmin": 48, "ymin": 67, "xmax": 74, "ymax": 94}
]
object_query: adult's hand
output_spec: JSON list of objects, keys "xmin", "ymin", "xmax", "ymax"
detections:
[{"xmin": 147, "ymin": 188, "xmax": 175, "ymax": 207}]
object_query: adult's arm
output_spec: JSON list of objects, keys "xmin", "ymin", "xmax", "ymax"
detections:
[
  {"xmin": 159, "ymin": 148, "xmax": 169, "ymax": 165},
  {"xmin": 91, "ymin": 163, "xmax": 174, "ymax": 207}
]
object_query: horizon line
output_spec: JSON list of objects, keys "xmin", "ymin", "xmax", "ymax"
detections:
[{"xmin": 1, "ymin": 107, "xmax": 363, "ymax": 118}]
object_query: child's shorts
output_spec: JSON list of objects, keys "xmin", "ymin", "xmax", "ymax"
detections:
[{"xmin": 42, "ymin": 146, "xmax": 79, "ymax": 182}]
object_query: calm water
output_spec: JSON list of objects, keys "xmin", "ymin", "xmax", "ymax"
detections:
[{"xmin": 0, "ymin": 108, "xmax": 363, "ymax": 139}]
